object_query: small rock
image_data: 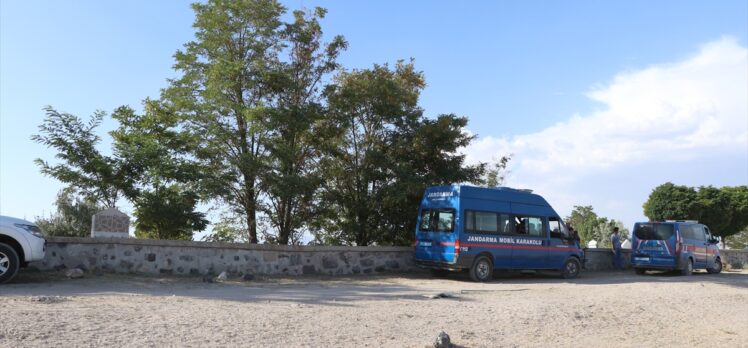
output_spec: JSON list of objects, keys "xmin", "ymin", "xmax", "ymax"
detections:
[
  {"xmin": 428, "ymin": 292, "xmax": 454, "ymax": 299},
  {"xmin": 216, "ymin": 271, "xmax": 228, "ymax": 281},
  {"xmin": 65, "ymin": 268, "xmax": 84, "ymax": 279},
  {"xmin": 242, "ymin": 273, "xmax": 255, "ymax": 281},
  {"xmin": 434, "ymin": 331, "xmax": 451, "ymax": 348},
  {"xmin": 29, "ymin": 296, "xmax": 68, "ymax": 304}
]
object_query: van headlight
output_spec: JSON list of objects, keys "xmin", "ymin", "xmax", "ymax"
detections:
[{"xmin": 14, "ymin": 223, "xmax": 45, "ymax": 239}]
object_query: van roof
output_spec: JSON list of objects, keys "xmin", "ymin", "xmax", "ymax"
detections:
[
  {"xmin": 425, "ymin": 185, "xmax": 551, "ymax": 207},
  {"xmin": 634, "ymin": 221, "xmax": 700, "ymax": 225}
]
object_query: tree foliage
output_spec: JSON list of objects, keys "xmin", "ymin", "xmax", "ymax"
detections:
[
  {"xmin": 32, "ymin": 107, "xmax": 137, "ymax": 207},
  {"xmin": 315, "ymin": 62, "xmax": 484, "ymax": 246},
  {"xmin": 261, "ymin": 7, "xmax": 347, "ymax": 245},
  {"xmin": 34, "ymin": 1, "xmax": 489, "ymax": 245},
  {"xmin": 566, "ymin": 205, "xmax": 628, "ymax": 247},
  {"xmin": 35, "ymin": 189, "xmax": 104, "ymax": 237},
  {"xmin": 483, "ymin": 154, "xmax": 512, "ymax": 188},
  {"xmin": 133, "ymin": 185, "xmax": 208, "ymax": 240},
  {"xmin": 643, "ymin": 182, "xmax": 748, "ymax": 240},
  {"xmin": 642, "ymin": 182, "xmax": 697, "ymax": 221},
  {"xmin": 161, "ymin": 0, "xmax": 287, "ymax": 243}
]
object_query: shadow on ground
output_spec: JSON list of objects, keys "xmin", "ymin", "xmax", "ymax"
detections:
[
  {"xmin": 0, "ymin": 270, "xmax": 472, "ymax": 307},
  {"xmin": 1, "ymin": 268, "xmax": 745, "ymax": 306}
]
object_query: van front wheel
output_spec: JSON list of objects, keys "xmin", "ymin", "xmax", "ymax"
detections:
[
  {"xmin": 561, "ymin": 258, "xmax": 580, "ymax": 279},
  {"xmin": 681, "ymin": 259, "xmax": 693, "ymax": 276},
  {"xmin": 707, "ymin": 258, "xmax": 722, "ymax": 274},
  {"xmin": 470, "ymin": 256, "xmax": 493, "ymax": 282}
]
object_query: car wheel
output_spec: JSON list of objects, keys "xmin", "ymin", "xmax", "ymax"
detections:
[
  {"xmin": 469, "ymin": 256, "xmax": 493, "ymax": 282},
  {"xmin": 0, "ymin": 243, "xmax": 21, "ymax": 284},
  {"xmin": 680, "ymin": 259, "xmax": 693, "ymax": 276},
  {"xmin": 635, "ymin": 268, "xmax": 646, "ymax": 275},
  {"xmin": 561, "ymin": 258, "xmax": 580, "ymax": 279},
  {"xmin": 707, "ymin": 258, "xmax": 722, "ymax": 274}
]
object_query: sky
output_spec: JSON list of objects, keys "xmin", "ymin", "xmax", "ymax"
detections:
[{"xmin": 1, "ymin": 0, "xmax": 747, "ymax": 237}]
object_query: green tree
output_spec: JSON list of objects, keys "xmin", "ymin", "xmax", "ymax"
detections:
[
  {"xmin": 566, "ymin": 205, "xmax": 600, "ymax": 246},
  {"xmin": 317, "ymin": 61, "xmax": 484, "ymax": 246},
  {"xmin": 691, "ymin": 186, "xmax": 733, "ymax": 240},
  {"xmin": 31, "ymin": 107, "xmax": 138, "ymax": 207},
  {"xmin": 377, "ymin": 114, "xmax": 484, "ymax": 245},
  {"xmin": 642, "ymin": 182, "xmax": 698, "ymax": 221},
  {"xmin": 566, "ymin": 205, "xmax": 628, "ymax": 247},
  {"xmin": 35, "ymin": 189, "xmax": 104, "ymax": 237},
  {"xmin": 721, "ymin": 186, "xmax": 748, "ymax": 245},
  {"xmin": 643, "ymin": 183, "xmax": 748, "ymax": 244},
  {"xmin": 111, "ymin": 104, "xmax": 209, "ymax": 240},
  {"xmin": 261, "ymin": 7, "xmax": 347, "ymax": 245},
  {"xmin": 161, "ymin": 0, "xmax": 286, "ymax": 243},
  {"xmin": 483, "ymin": 154, "xmax": 512, "ymax": 188},
  {"xmin": 132, "ymin": 185, "xmax": 208, "ymax": 240},
  {"xmin": 202, "ymin": 215, "xmax": 249, "ymax": 243}
]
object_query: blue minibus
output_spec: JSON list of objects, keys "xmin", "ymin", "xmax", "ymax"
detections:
[
  {"xmin": 414, "ymin": 185, "xmax": 584, "ymax": 281},
  {"xmin": 630, "ymin": 221, "xmax": 722, "ymax": 275}
]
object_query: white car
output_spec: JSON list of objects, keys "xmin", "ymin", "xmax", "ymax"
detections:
[{"xmin": 0, "ymin": 215, "xmax": 46, "ymax": 283}]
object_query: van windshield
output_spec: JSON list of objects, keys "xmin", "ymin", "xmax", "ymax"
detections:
[
  {"xmin": 419, "ymin": 208, "xmax": 455, "ymax": 232},
  {"xmin": 634, "ymin": 223, "xmax": 674, "ymax": 240}
]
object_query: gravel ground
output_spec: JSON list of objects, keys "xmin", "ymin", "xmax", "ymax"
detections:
[{"xmin": 1, "ymin": 269, "xmax": 746, "ymax": 347}]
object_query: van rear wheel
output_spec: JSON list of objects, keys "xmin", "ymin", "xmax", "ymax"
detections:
[
  {"xmin": 707, "ymin": 258, "xmax": 722, "ymax": 274},
  {"xmin": 561, "ymin": 258, "xmax": 580, "ymax": 279},
  {"xmin": 0, "ymin": 243, "xmax": 21, "ymax": 284},
  {"xmin": 681, "ymin": 259, "xmax": 693, "ymax": 276},
  {"xmin": 469, "ymin": 256, "xmax": 493, "ymax": 282}
]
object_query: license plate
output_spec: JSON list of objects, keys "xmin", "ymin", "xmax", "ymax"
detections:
[
  {"xmin": 634, "ymin": 257, "xmax": 650, "ymax": 262},
  {"xmin": 419, "ymin": 241, "xmax": 432, "ymax": 247}
]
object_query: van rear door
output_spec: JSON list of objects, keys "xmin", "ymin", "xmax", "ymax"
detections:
[
  {"xmin": 633, "ymin": 223, "xmax": 676, "ymax": 267},
  {"xmin": 415, "ymin": 208, "xmax": 457, "ymax": 263},
  {"xmin": 688, "ymin": 225, "xmax": 708, "ymax": 268}
]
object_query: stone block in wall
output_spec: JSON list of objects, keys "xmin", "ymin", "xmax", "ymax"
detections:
[{"xmin": 91, "ymin": 208, "xmax": 130, "ymax": 238}]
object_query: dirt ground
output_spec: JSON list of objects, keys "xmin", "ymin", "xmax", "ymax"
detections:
[{"xmin": 1, "ymin": 269, "xmax": 746, "ymax": 348}]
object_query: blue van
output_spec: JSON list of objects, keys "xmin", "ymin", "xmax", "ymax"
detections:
[
  {"xmin": 414, "ymin": 185, "xmax": 584, "ymax": 281},
  {"xmin": 630, "ymin": 221, "xmax": 722, "ymax": 276}
]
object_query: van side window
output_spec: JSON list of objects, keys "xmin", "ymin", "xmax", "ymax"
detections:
[
  {"xmin": 548, "ymin": 216, "xmax": 565, "ymax": 239},
  {"xmin": 499, "ymin": 214, "xmax": 512, "ymax": 235},
  {"xmin": 695, "ymin": 226, "xmax": 707, "ymax": 241},
  {"xmin": 704, "ymin": 227, "xmax": 712, "ymax": 241},
  {"xmin": 475, "ymin": 211, "xmax": 498, "ymax": 234},
  {"xmin": 680, "ymin": 225, "xmax": 693, "ymax": 240},
  {"xmin": 511, "ymin": 215, "xmax": 544, "ymax": 237},
  {"xmin": 465, "ymin": 211, "xmax": 475, "ymax": 232},
  {"xmin": 419, "ymin": 209, "xmax": 455, "ymax": 232},
  {"xmin": 419, "ymin": 210, "xmax": 431, "ymax": 231}
]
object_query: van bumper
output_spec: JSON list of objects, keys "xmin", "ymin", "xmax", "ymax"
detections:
[{"xmin": 415, "ymin": 259, "xmax": 467, "ymax": 271}]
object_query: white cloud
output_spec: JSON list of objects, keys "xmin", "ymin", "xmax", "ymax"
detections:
[{"xmin": 464, "ymin": 37, "xmax": 748, "ymax": 223}]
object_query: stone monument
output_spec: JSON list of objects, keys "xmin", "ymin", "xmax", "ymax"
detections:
[{"xmin": 91, "ymin": 208, "xmax": 130, "ymax": 238}]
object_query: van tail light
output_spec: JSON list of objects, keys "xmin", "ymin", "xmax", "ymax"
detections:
[{"xmin": 454, "ymin": 240, "xmax": 460, "ymax": 256}]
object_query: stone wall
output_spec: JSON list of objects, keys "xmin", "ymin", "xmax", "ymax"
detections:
[
  {"xmin": 720, "ymin": 249, "xmax": 748, "ymax": 267},
  {"xmin": 582, "ymin": 248, "xmax": 632, "ymax": 271},
  {"xmin": 37, "ymin": 237, "xmax": 420, "ymax": 277},
  {"xmin": 582, "ymin": 248, "xmax": 748, "ymax": 270},
  {"xmin": 34, "ymin": 238, "xmax": 748, "ymax": 277}
]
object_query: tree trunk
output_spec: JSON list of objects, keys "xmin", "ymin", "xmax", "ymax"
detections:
[
  {"xmin": 245, "ymin": 187, "xmax": 258, "ymax": 244},
  {"xmin": 246, "ymin": 204, "xmax": 258, "ymax": 244}
]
